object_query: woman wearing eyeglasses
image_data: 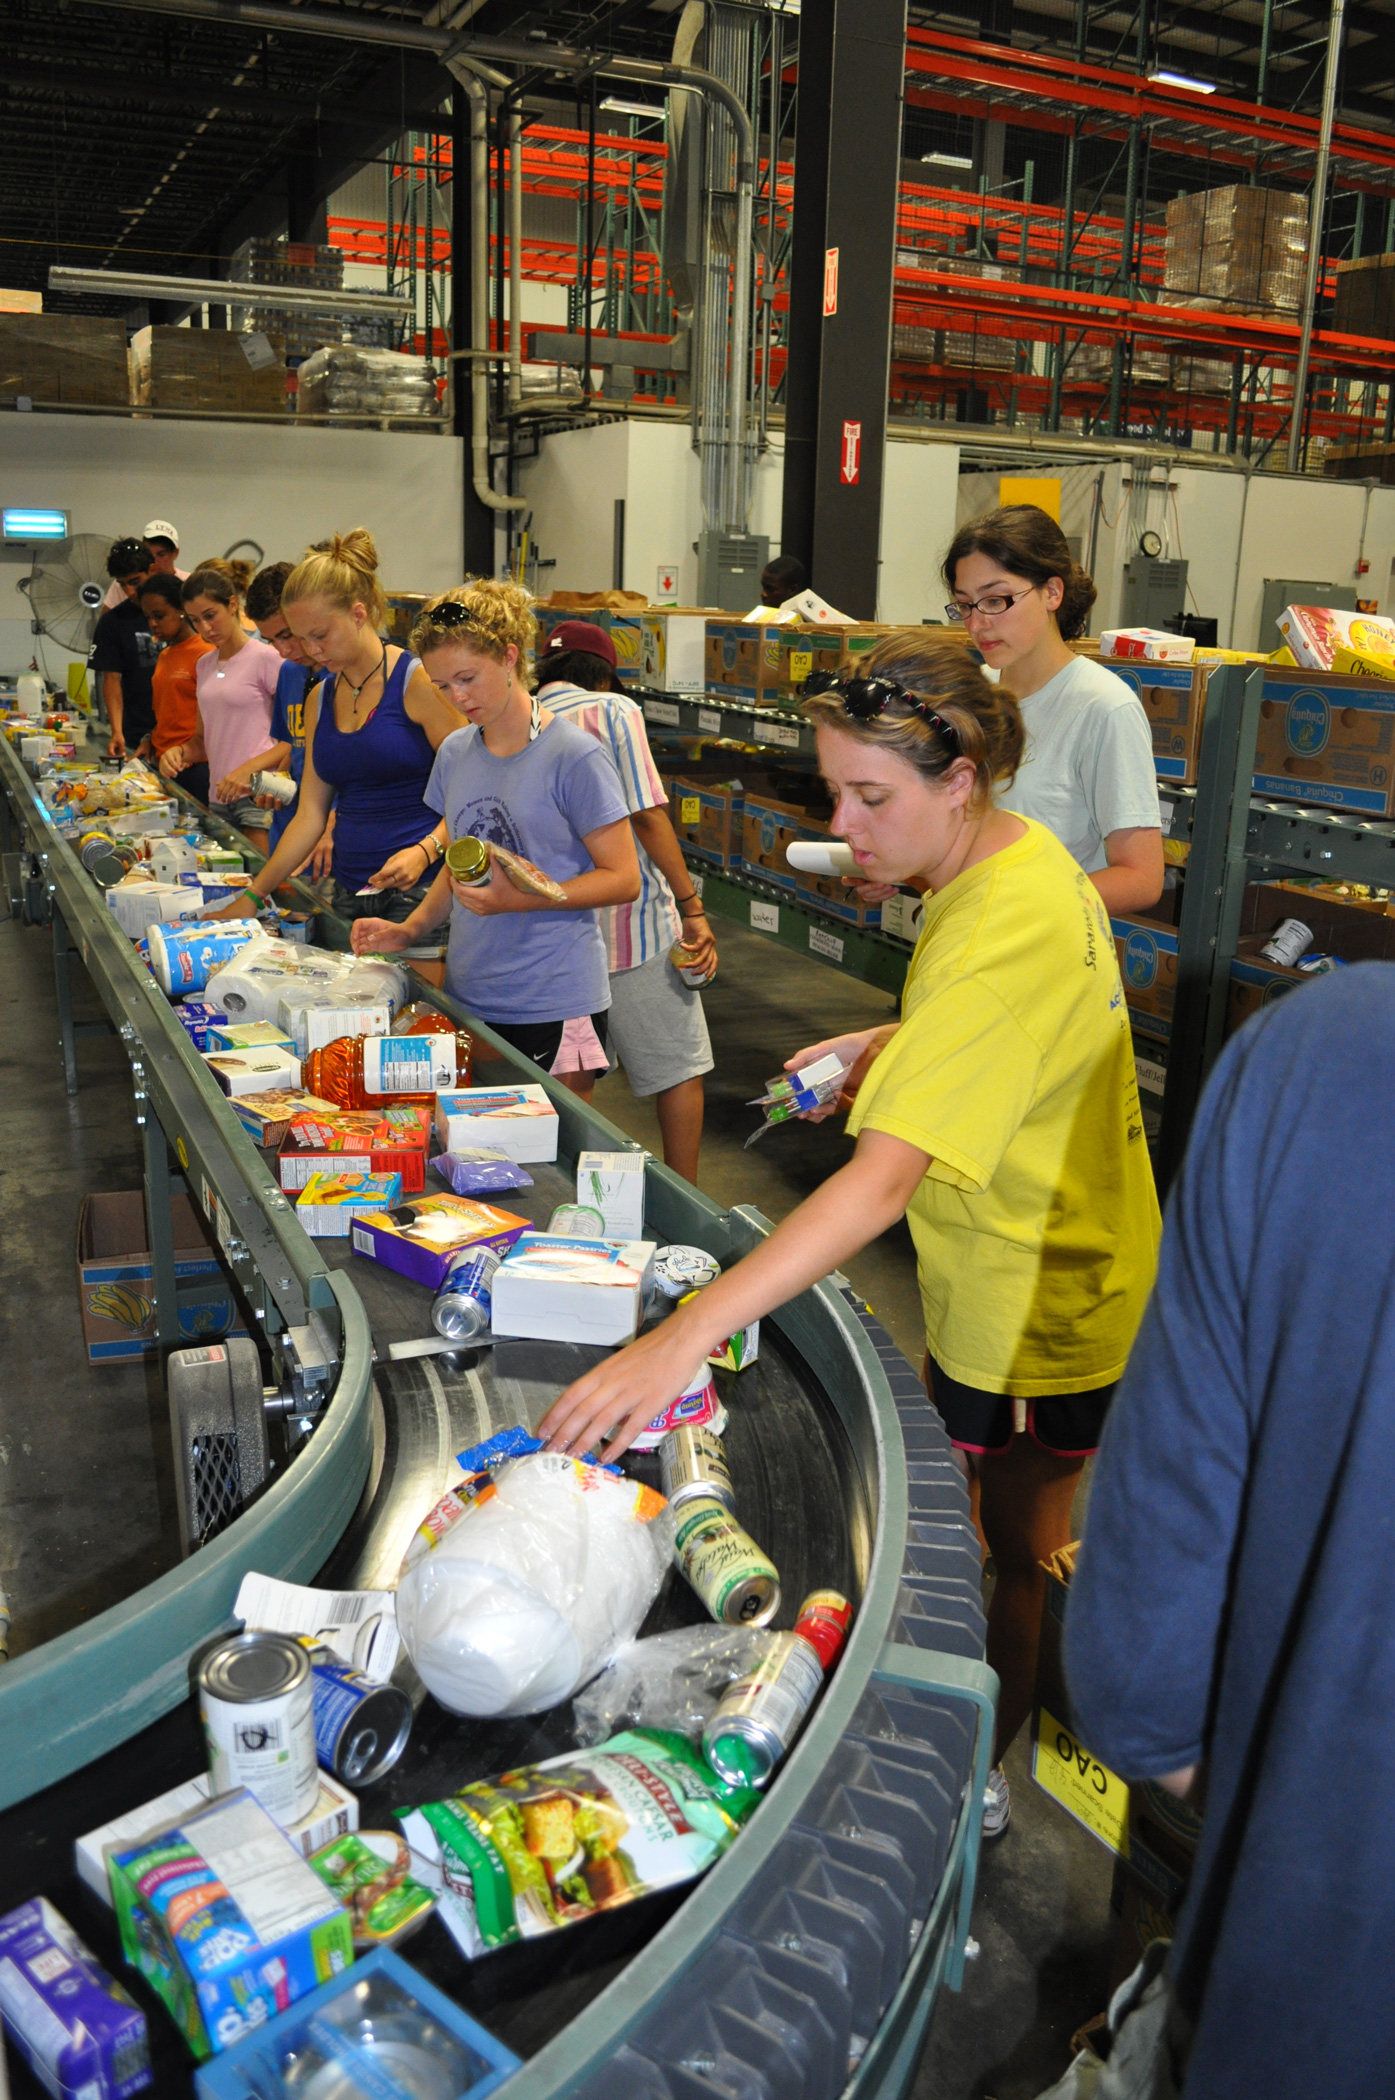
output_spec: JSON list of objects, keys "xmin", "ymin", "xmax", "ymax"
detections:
[
  {"xmin": 540, "ymin": 632, "xmax": 1160, "ymax": 1838},
  {"xmin": 348, "ymin": 583, "xmax": 639, "ymax": 1084},
  {"xmin": 945, "ymin": 504, "xmax": 1163, "ymax": 914}
]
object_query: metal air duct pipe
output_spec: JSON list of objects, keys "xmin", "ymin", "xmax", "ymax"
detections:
[
  {"xmin": 447, "ymin": 57, "xmax": 527, "ymax": 515},
  {"xmin": 79, "ymin": 0, "xmax": 756, "ymax": 539}
]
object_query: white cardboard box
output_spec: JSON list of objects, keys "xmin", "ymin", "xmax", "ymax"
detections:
[
  {"xmin": 75, "ymin": 1769, "xmax": 358, "ymax": 1902},
  {"xmin": 434, "ymin": 1085, "xmax": 560, "ymax": 1163},
  {"xmin": 276, "ymin": 995, "xmax": 392, "ymax": 1058},
  {"xmin": 576, "ymin": 1150, "xmax": 646, "ymax": 1239},
  {"xmin": 491, "ymin": 1233, "xmax": 656, "ymax": 1345},
  {"xmin": 203, "ymin": 1046, "xmax": 302, "ymax": 1097}
]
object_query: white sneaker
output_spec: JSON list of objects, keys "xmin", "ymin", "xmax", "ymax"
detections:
[{"xmin": 981, "ymin": 1764, "xmax": 1010, "ymax": 1839}]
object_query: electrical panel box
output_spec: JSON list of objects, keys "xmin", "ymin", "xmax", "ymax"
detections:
[
  {"xmin": 1119, "ymin": 558, "xmax": 1189, "ymax": 632},
  {"xmin": 1259, "ymin": 577, "xmax": 1357, "ymax": 652},
  {"xmin": 697, "ymin": 531, "xmax": 770, "ymax": 613}
]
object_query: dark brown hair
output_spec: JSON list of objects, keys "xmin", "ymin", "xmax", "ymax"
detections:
[
  {"xmin": 943, "ymin": 503, "xmax": 1097, "ymax": 640},
  {"xmin": 245, "ymin": 560, "xmax": 295, "ymax": 623},
  {"xmin": 182, "ymin": 556, "xmax": 253, "ymax": 608},
  {"xmin": 801, "ymin": 633, "xmax": 1024, "ymax": 813}
]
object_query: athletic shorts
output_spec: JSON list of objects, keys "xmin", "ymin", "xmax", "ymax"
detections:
[
  {"xmin": 926, "ymin": 1354, "xmax": 1114, "ymax": 1458},
  {"xmin": 213, "ymin": 794, "xmax": 273, "ymax": 832},
  {"xmin": 606, "ymin": 949, "xmax": 713, "ymax": 1098},
  {"xmin": 488, "ymin": 1010, "xmax": 610, "ymax": 1076}
]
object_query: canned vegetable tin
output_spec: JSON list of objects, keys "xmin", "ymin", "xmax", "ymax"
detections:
[
  {"xmin": 298, "ymin": 1642, "xmax": 413, "ymax": 1785},
  {"xmin": 199, "ymin": 1630, "xmax": 318, "ymax": 1824},
  {"xmin": 702, "ymin": 1589, "xmax": 853, "ymax": 1787},
  {"xmin": 672, "ymin": 1494, "xmax": 780, "ymax": 1625},
  {"xmin": 659, "ymin": 1422, "xmax": 735, "ymax": 1512}
]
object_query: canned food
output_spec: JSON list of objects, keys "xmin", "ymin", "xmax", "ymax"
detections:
[
  {"xmin": 547, "ymin": 1202, "xmax": 606, "ymax": 1237},
  {"xmin": 703, "ymin": 1589, "xmax": 853, "ymax": 1787},
  {"xmin": 672, "ymin": 1495, "xmax": 780, "ymax": 1625},
  {"xmin": 444, "ymin": 835, "xmax": 492, "ymax": 885},
  {"xmin": 250, "ymin": 769, "xmax": 298, "ymax": 805},
  {"xmin": 298, "ymin": 1641, "xmax": 413, "ymax": 1785},
  {"xmin": 652, "ymin": 1245, "xmax": 720, "ymax": 1298},
  {"xmin": 199, "ymin": 1630, "xmax": 319, "ymax": 1824},
  {"xmin": 658, "ymin": 1422, "xmax": 734, "ymax": 1511},
  {"xmin": 669, "ymin": 940, "xmax": 716, "ymax": 989},
  {"xmin": 78, "ymin": 828, "xmax": 116, "ymax": 871},
  {"xmin": 432, "ymin": 1247, "xmax": 501, "ymax": 1341},
  {"xmin": 1260, "ymin": 916, "xmax": 1314, "ymax": 967}
]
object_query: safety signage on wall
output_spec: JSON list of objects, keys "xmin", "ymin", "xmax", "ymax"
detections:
[
  {"xmin": 823, "ymin": 248, "xmax": 839, "ymax": 317},
  {"xmin": 655, "ymin": 564, "xmax": 679, "ymax": 599},
  {"xmin": 840, "ymin": 420, "xmax": 862, "ymax": 485}
]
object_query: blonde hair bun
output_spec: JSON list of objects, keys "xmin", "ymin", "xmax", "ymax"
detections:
[{"xmin": 282, "ymin": 526, "xmax": 387, "ymax": 629}]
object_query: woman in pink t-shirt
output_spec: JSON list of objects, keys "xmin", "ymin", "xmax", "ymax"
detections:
[{"xmin": 158, "ymin": 558, "xmax": 279, "ymax": 844}]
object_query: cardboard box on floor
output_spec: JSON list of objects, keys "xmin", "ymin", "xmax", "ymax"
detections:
[{"xmin": 76, "ymin": 1191, "xmax": 244, "ymax": 1362}]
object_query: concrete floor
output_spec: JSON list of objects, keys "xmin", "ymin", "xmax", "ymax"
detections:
[{"xmin": 0, "ymin": 902, "xmax": 1116, "ymax": 2098}]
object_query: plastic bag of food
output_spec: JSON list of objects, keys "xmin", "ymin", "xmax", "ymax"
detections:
[
  {"xmin": 395, "ymin": 1454, "xmax": 672, "ymax": 1717},
  {"xmin": 572, "ymin": 1624, "xmax": 771, "ymax": 1747},
  {"xmin": 433, "ymin": 1147, "xmax": 535, "ymax": 1196},
  {"xmin": 398, "ymin": 1728, "xmax": 758, "ymax": 1957}
]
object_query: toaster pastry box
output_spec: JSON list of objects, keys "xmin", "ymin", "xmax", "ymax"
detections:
[{"xmin": 1112, "ymin": 882, "xmax": 1395, "ymax": 1043}]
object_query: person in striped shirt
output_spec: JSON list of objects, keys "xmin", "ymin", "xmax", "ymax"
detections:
[{"xmin": 537, "ymin": 621, "xmax": 716, "ymax": 1183}]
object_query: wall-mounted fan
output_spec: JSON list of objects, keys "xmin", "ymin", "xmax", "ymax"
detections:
[{"xmin": 18, "ymin": 535, "xmax": 117, "ymax": 653}]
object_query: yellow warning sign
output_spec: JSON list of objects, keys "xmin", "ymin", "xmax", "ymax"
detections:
[
  {"xmin": 681, "ymin": 797, "xmax": 701, "ymax": 824},
  {"xmin": 790, "ymin": 650, "xmax": 813, "ymax": 682},
  {"xmin": 1032, "ymin": 1704, "xmax": 1131, "ymax": 1855},
  {"xmin": 175, "ymin": 1136, "xmax": 189, "ymax": 1170}
]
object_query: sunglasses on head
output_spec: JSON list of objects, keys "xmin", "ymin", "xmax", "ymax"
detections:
[
  {"xmin": 426, "ymin": 600, "xmax": 478, "ymax": 633},
  {"xmin": 801, "ymin": 669, "xmax": 960, "ymax": 750}
]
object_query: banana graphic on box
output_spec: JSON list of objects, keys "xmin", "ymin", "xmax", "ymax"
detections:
[{"xmin": 88, "ymin": 1282, "xmax": 153, "ymax": 1331}]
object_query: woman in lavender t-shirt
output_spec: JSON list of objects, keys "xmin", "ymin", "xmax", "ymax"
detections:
[{"xmin": 157, "ymin": 559, "xmax": 279, "ymax": 844}]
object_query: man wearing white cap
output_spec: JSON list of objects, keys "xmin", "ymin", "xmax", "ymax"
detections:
[{"xmin": 102, "ymin": 519, "xmax": 186, "ymax": 609}]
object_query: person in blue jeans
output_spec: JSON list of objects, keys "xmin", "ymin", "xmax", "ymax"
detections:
[
  {"xmin": 1064, "ymin": 965, "xmax": 1395, "ymax": 2100},
  {"xmin": 209, "ymin": 531, "xmax": 460, "ymax": 959},
  {"xmin": 349, "ymin": 580, "xmax": 639, "ymax": 1083}
]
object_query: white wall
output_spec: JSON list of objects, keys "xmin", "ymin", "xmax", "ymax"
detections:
[
  {"xmin": 879, "ymin": 440, "xmax": 960, "ymax": 624},
  {"xmin": 0, "ymin": 413, "xmax": 464, "ymax": 676}
]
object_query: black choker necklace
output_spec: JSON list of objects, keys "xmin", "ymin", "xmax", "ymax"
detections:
[{"xmin": 342, "ymin": 644, "xmax": 387, "ymax": 699}]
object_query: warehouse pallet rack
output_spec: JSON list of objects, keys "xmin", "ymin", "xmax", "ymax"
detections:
[
  {"xmin": 642, "ymin": 665, "xmax": 1389, "ymax": 1185},
  {"xmin": 0, "ymin": 729, "xmax": 998, "ymax": 2100}
]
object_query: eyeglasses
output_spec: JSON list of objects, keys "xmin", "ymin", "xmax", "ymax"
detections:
[
  {"xmin": 425, "ymin": 600, "xmax": 478, "ymax": 632},
  {"xmin": 945, "ymin": 586, "xmax": 1037, "ymax": 623},
  {"xmin": 802, "ymin": 669, "xmax": 959, "ymax": 749}
]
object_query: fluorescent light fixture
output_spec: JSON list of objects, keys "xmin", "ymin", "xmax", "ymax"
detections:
[
  {"xmin": 3, "ymin": 508, "xmax": 68, "ymax": 541},
  {"xmin": 601, "ymin": 97, "xmax": 667, "ymax": 121},
  {"xmin": 1147, "ymin": 69, "xmax": 1217, "ymax": 92},
  {"xmin": 48, "ymin": 266, "xmax": 412, "ymax": 321},
  {"xmin": 921, "ymin": 151, "xmax": 975, "ymax": 169}
]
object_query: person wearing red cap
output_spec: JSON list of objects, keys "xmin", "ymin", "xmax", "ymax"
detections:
[{"xmin": 536, "ymin": 619, "xmax": 716, "ymax": 1183}]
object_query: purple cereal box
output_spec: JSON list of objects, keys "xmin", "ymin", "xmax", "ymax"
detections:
[
  {"xmin": 349, "ymin": 1191, "xmax": 530, "ymax": 1290},
  {"xmin": 0, "ymin": 1896, "xmax": 152, "ymax": 2098}
]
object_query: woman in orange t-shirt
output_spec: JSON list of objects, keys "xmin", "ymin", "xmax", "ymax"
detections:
[{"xmin": 138, "ymin": 572, "xmax": 213, "ymax": 803}]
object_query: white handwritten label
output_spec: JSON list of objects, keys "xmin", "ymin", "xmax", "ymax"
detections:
[
  {"xmin": 644, "ymin": 699, "xmax": 682, "ymax": 727},
  {"xmin": 697, "ymin": 708, "xmax": 723, "ymax": 735},
  {"xmin": 765, "ymin": 720, "xmax": 802, "ymax": 749},
  {"xmin": 750, "ymin": 900, "xmax": 779, "ymax": 933},
  {"xmin": 809, "ymin": 926, "xmax": 845, "ymax": 963}
]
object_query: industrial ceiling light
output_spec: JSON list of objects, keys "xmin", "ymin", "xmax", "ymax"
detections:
[
  {"xmin": 921, "ymin": 152, "xmax": 974, "ymax": 169},
  {"xmin": 600, "ymin": 96, "xmax": 666, "ymax": 120},
  {"xmin": 1146, "ymin": 69, "xmax": 1218, "ymax": 92},
  {"xmin": 48, "ymin": 265, "xmax": 413, "ymax": 321}
]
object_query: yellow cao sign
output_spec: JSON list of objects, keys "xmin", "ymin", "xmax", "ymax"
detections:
[{"xmin": 1032, "ymin": 1704, "xmax": 1131, "ymax": 1856}]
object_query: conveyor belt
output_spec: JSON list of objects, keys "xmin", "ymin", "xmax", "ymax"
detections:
[{"xmin": 0, "ymin": 736, "xmax": 995, "ymax": 2100}]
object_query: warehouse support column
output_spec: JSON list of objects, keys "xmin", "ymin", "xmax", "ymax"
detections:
[
  {"xmin": 780, "ymin": 0, "xmax": 908, "ymax": 619},
  {"xmin": 452, "ymin": 91, "xmax": 495, "ymax": 575},
  {"xmin": 287, "ymin": 152, "xmax": 328, "ymax": 247}
]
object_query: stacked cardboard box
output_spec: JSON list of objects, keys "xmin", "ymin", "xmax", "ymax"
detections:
[
  {"xmin": 658, "ymin": 761, "xmax": 789, "ymax": 868},
  {"xmin": 0, "ymin": 315, "xmax": 128, "ymax": 405},
  {"xmin": 1322, "ymin": 438, "xmax": 1395, "ymax": 484},
  {"xmin": 229, "ymin": 236, "xmax": 349, "ymax": 360},
  {"xmin": 704, "ymin": 619, "xmax": 892, "ymax": 704},
  {"xmin": 1332, "ymin": 251, "xmax": 1395, "ymax": 342},
  {"xmin": 1163, "ymin": 185, "xmax": 1307, "ymax": 313},
  {"xmin": 130, "ymin": 326, "xmax": 287, "ymax": 413}
]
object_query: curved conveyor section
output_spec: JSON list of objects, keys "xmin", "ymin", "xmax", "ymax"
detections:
[{"xmin": 0, "ymin": 735, "xmax": 996, "ymax": 2100}]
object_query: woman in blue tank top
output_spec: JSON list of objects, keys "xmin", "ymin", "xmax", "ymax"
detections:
[{"xmin": 210, "ymin": 530, "xmax": 461, "ymax": 942}]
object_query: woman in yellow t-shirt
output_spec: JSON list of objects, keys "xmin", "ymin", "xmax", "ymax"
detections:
[{"xmin": 541, "ymin": 634, "xmax": 1161, "ymax": 1830}]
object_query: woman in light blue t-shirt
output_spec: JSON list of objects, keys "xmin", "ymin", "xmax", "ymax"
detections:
[{"xmin": 350, "ymin": 581, "xmax": 639, "ymax": 1082}]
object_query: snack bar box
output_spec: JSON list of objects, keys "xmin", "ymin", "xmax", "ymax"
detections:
[
  {"xmin": 109, "ymin": 1790, "xmax": 353, "ymax": 2060},
  {"xmin": 351, "ymin": 1191, "xmax": 531, "ymax": 1290},
  {"xmin": 77, "ymin": 1770, "xmax": 359, "ymax": 1902},
  {"xmin": 491, "ymin": 1233, "xmax": 657, "ymax": 1346},
  {"xmin": 277, "ymin": 1104, "xmax": 432, "ymax": 1194},
  {"xmin": 435, "ymin": 1083, "xmax": 559, "ymax": 1162},
  {"xmin": 202, "ymin": 1046, "xmax": 302, "ymax": 1098}
]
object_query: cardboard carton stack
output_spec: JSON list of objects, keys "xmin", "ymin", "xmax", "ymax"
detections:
[
  {"xmin": 0, "ymin": 314, "xmax": 129, "ymax": 405},
  {"xmin": 130, "ymin": 325, "xmax": 287, "ymax": 413},
  {"xmin": 229, "ymin": 235, "xmax": 349, "ymax": 359},
  {"xmin": 1332, "ymin": 250, "xmax": 1395, "ymax": 343},
  {"xmin": 1164, "ymin": 185, "xmax": 1307, "ymax": 312}
]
